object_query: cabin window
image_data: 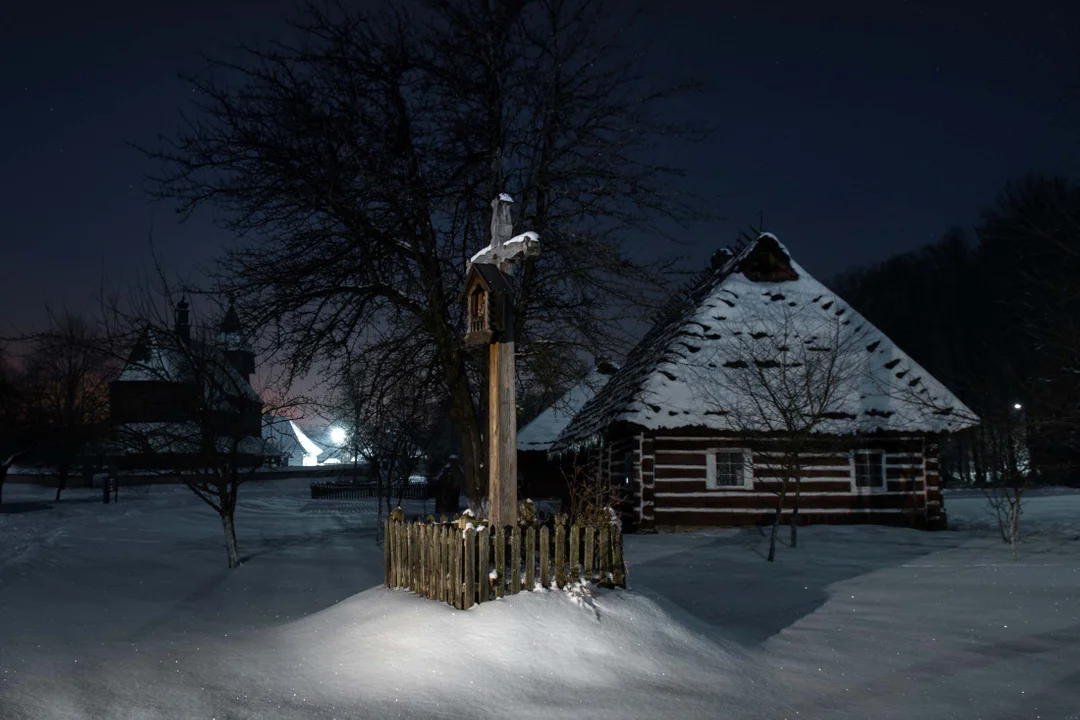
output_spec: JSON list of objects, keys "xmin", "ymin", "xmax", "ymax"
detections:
[
  {"xmin": 853, "ymin": 450, "xmax": 885, "ymax": 490},
  {"xmin": 706, "ymin": 449, "xmax": 749, "ymax": 489}
]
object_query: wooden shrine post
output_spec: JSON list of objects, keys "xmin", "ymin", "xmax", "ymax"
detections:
[{"xmin": 462, "ymin": 194, "xmax": 540, "ymax": 529}]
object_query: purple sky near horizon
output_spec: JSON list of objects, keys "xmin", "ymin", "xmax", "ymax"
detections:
[{"xmin": 2, "ymin": 0, "xmax": 1079, "ymax": 339}]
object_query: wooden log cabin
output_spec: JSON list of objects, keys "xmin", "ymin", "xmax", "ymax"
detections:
[{"xmin": 547, "ymin": 233, "xmax": 978, "ymax": 532}]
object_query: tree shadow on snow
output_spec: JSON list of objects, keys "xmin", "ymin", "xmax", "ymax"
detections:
[
  {"xmin": 239, "ymin": 523, "xmax": 380, "ymax": 564},
  {"xmin": 0, "ymin": 501, "xmax": 54, "ymax": 514},
  {"xmin": 628, "ymin": 525, "xmax": 969, "ymax": 648}
]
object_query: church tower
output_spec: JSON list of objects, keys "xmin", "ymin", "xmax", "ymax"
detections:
[{"xmin": 217, "ymin": 299, "xmax": 255, "ymax": 382}]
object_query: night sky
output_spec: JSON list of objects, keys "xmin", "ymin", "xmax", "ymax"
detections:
[{"xmin": 3, "ymin": 0, "xmax": 1079, "ymax": 336}]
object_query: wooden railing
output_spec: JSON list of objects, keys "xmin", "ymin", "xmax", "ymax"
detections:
[{"xmin": 384, "ymin": 514, "xmax": 627, "ymax": 609}]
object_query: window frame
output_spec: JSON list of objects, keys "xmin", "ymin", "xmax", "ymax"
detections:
[
  {"xmin": 622, "ymin": 450, "xmax": 635, "ymax": 487},
  {"xmin": 851, "ymin": 449, "xmax": 886, "ymax": 492},
  {"xmin": 705, "ymin": 448, "xmax": 752, "ymax": 490}
]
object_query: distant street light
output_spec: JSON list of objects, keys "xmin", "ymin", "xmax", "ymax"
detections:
[
  {"xmin": 1013, "ymin": 403, "xmax": 1022, "ymax": 410},
  {"xmin": 329, "ymin": 426, "xmax": 347, "ymax": 444}
]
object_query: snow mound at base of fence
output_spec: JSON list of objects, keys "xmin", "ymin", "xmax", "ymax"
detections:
[{"xmin": 226, "ymin": 585, "xmax": 757, "ymax": 717}]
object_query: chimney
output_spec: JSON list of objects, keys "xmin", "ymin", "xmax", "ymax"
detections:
[
  {"xmin": 175, "ymin": 297, "xmax": 191, "ymax": 342},
  {"xmin": 711, "ymin": 247, "xmax": 734, "ymax": 271},
  {"xmin": 490, "ymin": 193, "xmax": 514, "ymax": 247}
]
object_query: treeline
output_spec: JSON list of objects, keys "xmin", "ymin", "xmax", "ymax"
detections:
[{"xmin": 829, "ymin": 174, "xmax": 1080, "ymax": 486}]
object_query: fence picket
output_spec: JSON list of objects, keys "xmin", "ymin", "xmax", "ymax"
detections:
[
  {"xmin": 408, "ymin": 523, "xmax": 416, "ymax": 590},
  {"xmin": 510, "ymin": 527, "xmax": 522, "ymax": 595},
  {"xmin": 450, "ymin": 526, "xmax": 460, "ymax": 609},
  {"xmin": 413, "ymin": 523, "xmax": 420, "ymax": 591},
  {"xmin": 384, "ymin": 521, "xmax": 392, "ymax": 587},
  {"xmin": 599, "ymin": 526, "xmax": 610, "ymax": 584},
  {"xmin": 569, "ymin": 524, "xmax": 580, "ymax": 585},
  {"xmin": 555, "ymin": 522, "xmax": 566, "ymax": 589},
  {"xmin": 584, "ymin": 526, "xmax": 594, "ymax": 583},
  {"xmin": 464, "ymin": 528, "xmax": 476, "ymax": 610},
  {"xmin": 525, "ymin": 527, "xmax": 535, "ymax": 590},
  {"xmin": 436, "ymin": 525, "xmax": 445, "ymax": 602},
  {"xmin": 539, "ymin": 526, "xmax": 550, "ymax": 588},
  {"xmin": 477, "ymin": 526, "xmax": 490, "ymax": 604},
  {"xmin": 426, "ymin": 524, "xmax": 435, "ymax": 599},
  {"xmin": 393, "ymin": 522, "xmax": 401, "ymax": 588},
  {"xmin": 613, "ymin": 529, "xmax": 625, "ymax": 588},
  {"xmin": 494, "ymin": 527, "xmax": 506, "ymax": 599}
]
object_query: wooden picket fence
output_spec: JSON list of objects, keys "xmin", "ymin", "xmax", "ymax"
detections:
[{"xmin": 384, "ymin": 516, "xmax": 627, "ymax": 609}]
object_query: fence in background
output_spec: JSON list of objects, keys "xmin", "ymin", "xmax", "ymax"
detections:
[
  {"xmin": 311, "ymin": 482, "xmax": 430, "ymax": 501},
  {"xmin": 384, "ymin": 516, "xmax": 627, "ymax": 609}
]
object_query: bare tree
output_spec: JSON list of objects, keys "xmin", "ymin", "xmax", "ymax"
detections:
[
  {"xmin": 20, "ymin": 312, "xmax": 112, "ymax": 501},
  {"xmin": 142, "ymin": 0, "xmax": 708, "ymax": 506},
  {"xmin": 0, "ymin": 348, "xmax": 32, "ymax": 505},
  {"xmin": 973, "ymin": 403, "xmax": 1031, "ymax": 556},
  {"xmin": 978, "ymin": 176, "xmax": 1080, "ymax": 483},
  {"xmin": 690, "ymin": 287, "xmax": 873, "ymax": 562},
  {"xmin": 327, "ymin": 357, "xmax": 440, "ymax": 525},
  {"xmin": 101, "ymin": 279, "xmax": 287, "ymax": 569},
  {"xmin": 560, "ymin": 458, "xmax": 626, "ymax": 527}
]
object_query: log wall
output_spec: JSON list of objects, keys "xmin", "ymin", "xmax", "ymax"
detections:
[{"xmin": 618, "ymin": 432, "xmax": 943, "ymax": 531}]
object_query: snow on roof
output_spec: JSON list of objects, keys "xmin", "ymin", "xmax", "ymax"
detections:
[
  {"xmin": 553, "ymin": 234, "xmax": 979, "ymax": 450},
  {"xmin": 469, "ymin": 232, "xmax": 540, "ymax": 265},
  {"xmin": 517, "ymin": 367, "xmax": 617, "ymax": 452},
  {"xmin": 115, "ymin": 329, "xmax": 261, "ymax": 404}
]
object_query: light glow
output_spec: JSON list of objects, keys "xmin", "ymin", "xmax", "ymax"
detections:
[{"xmin": 329, "ymin": 426, "xmax": 347, "ymax": 444}]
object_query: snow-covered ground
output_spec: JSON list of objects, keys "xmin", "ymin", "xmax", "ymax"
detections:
[{"xmin": 1, "ymin": 480, "xmax": 1078, "ymax": 719}]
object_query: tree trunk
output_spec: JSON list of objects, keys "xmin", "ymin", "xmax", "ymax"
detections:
[
  {"xmin": 767, "ymin": 506, "xmax": 782, "ymax": 563},
  {"xmin": 0, "ymin": 463, "xmax": 8, "ymax": 505},
  {"xmin": 1009, "ymin": 490, "xmax": 1022, "ymax": 559},
  {"xmin": 439, "ymin": 338, "xmax": 484, "ymax": 506},
  {"xmin": 789, "ymin": 479, "xmax": 800, "ymax": 549},
  {"xmin": 767, "ymin": 478, "xmax": 790, "ymax": 563},
  {"xmin": 221, "ymin": 509, "xmax": 241, "ymax": 569},
  {"xmin": 376, "ymin": 461, "xmax": 385, "ymax": 536},
  {"xmin": 54, "ymin": 473, "xmax": 68, "ymax": 502}
]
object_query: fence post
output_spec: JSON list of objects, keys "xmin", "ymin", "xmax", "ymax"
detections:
[
  {"xmin": 569, "ymin": 524, "xmax": 580, "ymax": 585},
  {"xmin": 413, "ymin": 522, "xmax": 420, "ymax": 591},
  {"xmin": 428, "ymin": 524, "xmax": 437, "ymax": 599},
  {"xmin": 408, "ymin": 523, "xmax": 415, "ymax": 591},
  {"xmin": 555, "ymin": 521, "xmax": 566, "ymax": 589},
  {"xmin": 477, "ymin": 526, "xmax": 490, "ymax": 604},
  {"xmin": 435, "ymin": 524, "xmax": 445, "ymax": 603},
  {"xmin": 494, "ymin": 526, "xmax": 506, "ymax": 599},
  {"xmin": 450, "ymin": 524, "xmax": 460, "ymax": 608},
  {"xmin": 510, "ymin": 526, "xmax": 521, "ymax": 595},
  {"xmin": 419, "ymin": 523, "xmax": 427, "ymax": 599},
  {"xmin": 599, "ymin": 526, "xmax": 610, "ymax": 585},
  {"xmin": 583, "ymin": 526, "xmax": 594, "ymax": 583},
  {"xmin": 613, "ymin": 528, "xmax": 626, "ymax": 588},
  {"xmin": 384, "ymin": 520, "xmax": 392, "ymax": 587},
  {"xmin": 525, "ymin": 527, "xmax": 535, "ymax": 590},
  {"xmin": 393, "ymin": 521, "xmax": 402, "ymax": 588},
  {"xmin": 464, "ymin": 527, "xmax": 476, "ymax": 610},
  {"xmin": 539, "ymin": 525, "xmax": 550, "ymax": 588}
]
